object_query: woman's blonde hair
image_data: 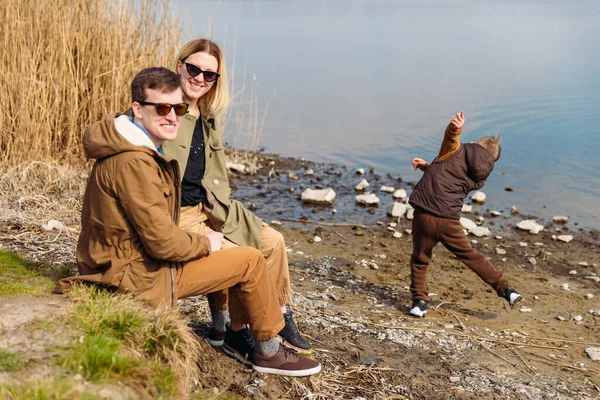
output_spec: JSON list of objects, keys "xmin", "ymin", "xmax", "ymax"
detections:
[{"xmin": 176, "ymin": 39, "xmax": 230, "ymax": 118}]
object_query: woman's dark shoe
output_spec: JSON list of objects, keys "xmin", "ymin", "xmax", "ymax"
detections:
[
  {"xmin": 278, "ymin": 310, "xmax": 312, "ymax": 354},
  {"xmin": 222, "ymin": 324, "xmax": 256, "ymax": 367}
]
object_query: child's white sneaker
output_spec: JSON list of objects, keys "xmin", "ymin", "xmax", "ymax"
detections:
[
  {"xmin": 503, "ymin": 287, "xmax": 523, "ymax": 308},
  {"xmin": 409, "ymin": 299, "xmax": 428, "ymax": 317}
]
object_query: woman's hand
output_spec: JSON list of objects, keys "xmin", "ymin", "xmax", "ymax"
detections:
[{"xmin": 205, "ymin": 231, "xmax": 224, "ymax": 252}]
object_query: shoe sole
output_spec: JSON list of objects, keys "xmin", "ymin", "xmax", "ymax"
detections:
[
  {"xmin": 252, "ymin": 363, "xmax": 322, "ymax": 377},
  {"xmin": 206, "ymin": 338, "xmax": 224, "ymax": 347},
  {"xmin": 409, "ymin": 307, "xmax": 427, "ymax": 317},
  {"xmin": 222, "ymin": 344, "xmax": 253, "ymax": 367},
  {"xmin": 510, "ymin": 296, "xmax": 523, "ymax": 308},
  {"xmin": 277, "ymin": 336, "xmax": 313, "ymax": 354}
]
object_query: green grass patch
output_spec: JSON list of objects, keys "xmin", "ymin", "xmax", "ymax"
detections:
[
  {"xmin": 0, "ymin": 377, "xmax": 104, "ymax": 400},
  {"xmin": 26, "ymin": 318, "xmax": 56, "ymax": 331},
  {"xmin": 0, "ymin": 250, "xmax": 72, "ymax": 296},
  {"xmin": 0, "ymin": 349, "xmax": 26, "ymax": 372},
  {"xmin": 58, "ymin": 284, "xmax": 199, "ymax": 397}
]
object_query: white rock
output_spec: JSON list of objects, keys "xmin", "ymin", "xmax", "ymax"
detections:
[
  {"xmin": 42, "ymin": 220, "xmax": 64, "ymax": 231},
  {"xmin": 516, "ymin": 219, "xmax": 544, "ymax": 234},
  {"xmin": 389, "ymin": 222, "xmax": 397, "ymax": 228},
  {"xmin": 490, "ymin": 210, "xmax": 502, "ymax": 217},
  {"xmin": 585, "ymin": 348, "xmax": 600, "ymax": 361},
  {"xmin": 444, "ymin": 324, "xmax": 455, "ymax": 329},
  {"xmin": 332, "ymin": 209, "xmax": 337, "ymax": 214},
  {"xmin": 304, "ymin": 168, "xmax": 314, "ymax": 176},
  {"xmin": 471, "ymin": 226, "xmax": 491, "ymax": 237},
  {"xmin": 556, "ymin": 316, "xmax": 566, "ymax": 321},
  {"xmin": 449, "ymin": 376, "xmax": 460, "ymax": 383},
  {"xmin": 585, "ymin": 276, "xmax": 600, "ymax": 283},
  {"xmin": 392, "ymin": 188, "xmax": 407, "ymax": 200},
  {"xmin": 355, "ymin": 193, "xmax": 379, "ymax": 205},
  {"xmin": 471, "ymin": 240, "xmax": 478, "ymax": 244},
  {"xmin": 496, "ymin": 248, "xmax": 507, "ymax": 255},
  {"xmin": 553, "ymin": 215, "xmax": 569, "ymax": 223},
  {"xmin": 226, "ymin": 161, "xmax": 246, "ymax": 173},
  {"xmin": 495, "ymin": 235, "xmax": 503, "ymax": 240},
  {"xmin": 519, "ymin": 242, "xmax": 528, "ymax": 247},
  {"xmin": 386, "ymin": 227, "xmax": 396, "ymax": 232},
  {"xmin": 534, "ymin": 242, "xmax": 544, "ymax": 247},
  {"xmin": 356, "ymin": 168, "xmax": 365, "ymax": 175},
  {"xmin": 392, "ymin": 231, "xmax": 402, "ymax": 239},
  {"xmin": 471, "ymin": 191, "xmax": 487, "ymax": 203},
  {"xmin": 313, "ymin": 236, "xmax": 322, "ymax": 243},
  {"xmin": 511, "ymin": 205, "xmax": 518, "ymax": 214},
  {"xmin": 387, "ymin": 202, "xmax": 407, "ymax": 218},
  {"xmin": 569, "ymin": 270, "xmax": 578, "ymax": 275},
  {"xmin": 380, "ymin": 186, "xmax": 395, "ymax": 193},
  {"xmin": 557, "ymin": 235, "xmax": 573, "ymax": 243},
  {"xmin": 369, "ymin": 262, "xmax": 379, "ymax": 270},
  {"xmin": 301, "ymin": 188, "xmax": 336, "ymax": 205},
  {"xmin": 406, "ymin": 208, "xmax": 414, "ymax": 220},
  {"xmin": 80, "ymin": 172, "xmax": 90, "ymax": 179},
  {"xmin": 460, "ymin": 217, "xmax": 478, "ymax": 231},
  {"xmin": 405, "ymin": 229, "xmax": 412, "ymax": 234},
  {"xmin": 355, "ymin": 179, "xmax": 369, "ymax": 191},
  {"xmin": 461, "ymin": 204, "xmax": 472, "ymax": 213},
  {"xmin": 270, "ymin": 220, "xmax": 282, "ymax": 227},
  {"xmin": 578, "ymin": 261, "xmax": 588, "ymax": 266},
  {"xmin": 377, "ymin": 221, "xmax": 384, "ymax": 226},
  {"xmin": 573, "ymin": 315, "xmax": 583, "ymax": 322},
  {"xmin": 527, "ymin": 257, "xmax": 537, "ymax": 266},
  {"xmin": 520, "ymin": 307, "xmax": 532, "ymax": 313},
  {"xmin": 561, "ymin": 283, "xmax": 570, "ymax": 291},
  {"xmin": 584, "ymin": 294, "xmax": 594, "ymax": 300}
]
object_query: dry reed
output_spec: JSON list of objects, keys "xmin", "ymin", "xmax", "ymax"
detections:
[{"xmin": 0, "ymin": 0, "xmax": 181, "ymax": 168}]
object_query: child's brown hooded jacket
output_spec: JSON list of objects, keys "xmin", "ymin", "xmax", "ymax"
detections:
[{"xmin": 409, "ymin": 128, "xmax": 496, "ymax": 220}]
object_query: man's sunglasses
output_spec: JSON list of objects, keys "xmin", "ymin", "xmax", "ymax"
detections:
[
  {"xmin": 182, "ymin": 61, "xmax": 220, "ymax": 82},
  {"xmin": 138, "ymin": 101, "xmax": 189, "ymax": 116}
]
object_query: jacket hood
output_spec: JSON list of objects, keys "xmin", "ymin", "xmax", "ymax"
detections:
[
  {"xmin": 83, "ymin": 114, "xmax": 158, "ymax": 159},
  {"xmin": 464, "ymin": 143, "xmax": 495, "ymax": 182}
]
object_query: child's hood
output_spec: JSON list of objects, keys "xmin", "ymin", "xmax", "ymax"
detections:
[{"xmin": 464, "ymin": 143, "xmax": 496, "ymax": 182}]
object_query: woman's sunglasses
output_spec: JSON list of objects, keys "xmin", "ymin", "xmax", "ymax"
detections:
[
  {"xmin": 182, "ymin": 61, "xmax": 220, "ymax": 82},
  {"xmin": 138, "ymin": 101, "xmax": 189, "ymax": 116}
]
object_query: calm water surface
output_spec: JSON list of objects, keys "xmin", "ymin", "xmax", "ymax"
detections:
[{"xmin": 174, "ymin": 0, "xmax": 600, "ymax": 229}]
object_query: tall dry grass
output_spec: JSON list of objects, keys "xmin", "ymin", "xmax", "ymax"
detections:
[{"xmin": 0, "ymin": 0, "xmax": 181, "ymax": 167}]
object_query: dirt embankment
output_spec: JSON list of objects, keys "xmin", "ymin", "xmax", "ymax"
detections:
[{"xmin": 1, "ymin": 153, "xmax": 599, "ymax": 399}]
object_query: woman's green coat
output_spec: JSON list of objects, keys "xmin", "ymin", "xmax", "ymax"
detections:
[{"xmin": 162, "ymin": 113, "xmax": 263, "ymax": 249}]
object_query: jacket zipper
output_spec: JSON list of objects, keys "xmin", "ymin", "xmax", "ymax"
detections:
[{"xmin": 170, "ymin": 161, "xmax": 180, "ymax": 309}]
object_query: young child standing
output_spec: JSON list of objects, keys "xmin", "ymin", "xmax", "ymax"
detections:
[{"xmin": 408, "ymin": 111, "xmax": 522, "ymax": 317}]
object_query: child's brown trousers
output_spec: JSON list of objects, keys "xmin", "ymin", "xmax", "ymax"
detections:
[{"xmin": 410, "ymin": 208, "xmax": 509, "ymax": 301}]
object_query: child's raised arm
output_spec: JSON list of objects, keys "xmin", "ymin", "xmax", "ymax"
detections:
[
  {"xmin": 437, "ymin": 111, "xmax": 465, "ymax": 161},
  {"xmin": 412, "ymin": 158, "xmax": 430, "ymax": 171}
]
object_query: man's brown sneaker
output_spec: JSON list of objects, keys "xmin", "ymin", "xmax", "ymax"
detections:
[{"xmin": 252, "ymin": 344, "xmax": 321, "ymax": 377}]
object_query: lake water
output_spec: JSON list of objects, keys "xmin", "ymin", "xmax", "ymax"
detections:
[{"xmin": 173, "ymin": 0, "xmax": 600, "ymax": 230}]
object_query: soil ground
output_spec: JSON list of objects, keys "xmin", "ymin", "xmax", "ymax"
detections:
[{"xmin": 1, "ymin": 152, "xmax": 599, "ymax": 399}]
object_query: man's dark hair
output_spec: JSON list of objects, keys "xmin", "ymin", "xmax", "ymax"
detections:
[{"xmin": 131, "ymin": 67, "xmax": 181, "ymax": 102}]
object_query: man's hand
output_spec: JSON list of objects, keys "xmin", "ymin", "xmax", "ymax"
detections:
[
  {"xmin": 412, "ymin": 158, "xmax": 430, "ymax": 171},
  {"xmin": 449, "ymin": 111, "xmax": 465, "ymax": 130},
  {"xmin": 205, "ymin": 231, "xmax": 224, "ymax": 252}
]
